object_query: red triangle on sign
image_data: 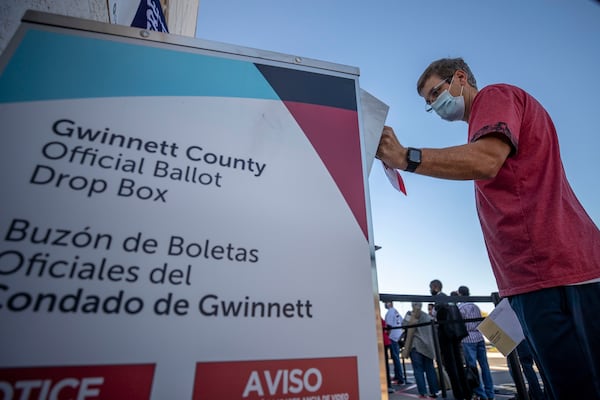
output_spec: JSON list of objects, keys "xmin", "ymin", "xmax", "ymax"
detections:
[{"xmin": 283, "ymin": 101, "xmax": 368, "ymax": 239}]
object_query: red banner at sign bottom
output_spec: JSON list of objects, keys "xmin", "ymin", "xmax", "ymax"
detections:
[
  {"xmin": 0, "ymin": 364, "xmax": 155, "ymax": 400},
  {"xmin": 193, "ymin": 356, "xmax": 359, "ymax": 400}
]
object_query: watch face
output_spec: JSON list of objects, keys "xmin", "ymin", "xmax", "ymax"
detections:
[{"xmin": 408, "ymin": 148, "xmax": 421, "ymax": 163}]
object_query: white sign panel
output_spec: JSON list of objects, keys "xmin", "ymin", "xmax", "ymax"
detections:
[{"xmin": 0, "ymin": 13, "xmax": 382, "ymax": 400}]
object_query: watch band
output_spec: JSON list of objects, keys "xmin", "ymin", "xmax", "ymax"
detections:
[{"xmin": 405, "ymin": 147, "xmax": 422, "ymax": 172}]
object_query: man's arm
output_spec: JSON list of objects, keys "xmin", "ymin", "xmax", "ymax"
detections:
[{"xmin": 377, "ymin": 126, "xmax": 512, "ymax": 180}]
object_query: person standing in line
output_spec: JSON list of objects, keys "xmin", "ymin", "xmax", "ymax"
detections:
[
  {"xmin": 376, "ymin": 57, "xmax": 600, "ymax": 398},
  {"xmin": 384, "ymin": 301, "xmax": 405, "ymax": 384},
  {"xmin": 430, "ymin": 279, "xmax": 471, "ymax": 400},
  {"xmin": 402, "ymin": 302, "xmax": 440, "ymax": 399},
  {"xmin": 428, "ymin": 303, "xmax": 435, "ymax": 317},
  {"xmin": 457, "ymin": 285, "xmax": 494, "ymax": 400},
  {"xmin": 381, "ymin": 317, "xmax": 396, "ymax": 394},
  {"xmin": 429, "ymin": 280, "xmax": 446, "ymax": 310}
]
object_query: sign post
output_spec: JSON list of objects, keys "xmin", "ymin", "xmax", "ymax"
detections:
[{"xmin": 0, "ymin": 11, "xmax": 385, "ymax": 399}]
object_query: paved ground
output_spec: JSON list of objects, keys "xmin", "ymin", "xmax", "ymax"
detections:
[{"xmin": 387, "ymin": 351, "xmax": 537, "ymax": 399}]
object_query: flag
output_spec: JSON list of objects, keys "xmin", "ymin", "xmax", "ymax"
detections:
[{"xmin": 131, "ymin": 0, "xmax": 169, "ymax": 33}]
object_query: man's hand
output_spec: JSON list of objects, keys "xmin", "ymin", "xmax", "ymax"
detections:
[{"xmin": 376, "ymin": 126, "xmax": 408, "ymax": 170}]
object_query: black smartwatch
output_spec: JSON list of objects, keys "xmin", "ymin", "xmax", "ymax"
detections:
[{"xmin": 405, "ymin": 147, "xmax": 422, "ymax": 172}]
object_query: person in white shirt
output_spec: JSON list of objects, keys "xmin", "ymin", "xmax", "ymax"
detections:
[{"xmin": 384, "ymin": 301, "xmax": 405, "ymax": 384}]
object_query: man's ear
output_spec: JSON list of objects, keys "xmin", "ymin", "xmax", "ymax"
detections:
[{"xmin": 455, "ymin": 69, "xmax": 468, "ymax": 85}]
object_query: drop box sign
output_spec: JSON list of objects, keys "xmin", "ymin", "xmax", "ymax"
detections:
[{"xmin": 0, "ymin": 12, "xmax": 382, "ymax": 399}]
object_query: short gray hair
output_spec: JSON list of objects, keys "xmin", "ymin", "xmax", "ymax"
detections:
[{"xmin": 417, "ymin": 57, "xmax": 478, "ymax": 94}]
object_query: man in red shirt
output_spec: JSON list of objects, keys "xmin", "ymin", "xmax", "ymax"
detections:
[{"xmin": 376, "ymin": 57, "xmax": 600, "ymax": 399}]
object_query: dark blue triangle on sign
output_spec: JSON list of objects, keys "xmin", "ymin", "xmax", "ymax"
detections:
[{"xmin": 255, "ymin": 64, "xmax": 357, "ymax": 111}]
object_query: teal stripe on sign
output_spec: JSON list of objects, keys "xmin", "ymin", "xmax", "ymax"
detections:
[{"xmin": 0, "ymin": 29, "xmax": 280, "ymax": 103}]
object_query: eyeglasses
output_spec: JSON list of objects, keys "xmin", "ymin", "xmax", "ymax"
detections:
[{"xmin": 425, "ymin": 78, "xmax": 450, "ymax": 112}]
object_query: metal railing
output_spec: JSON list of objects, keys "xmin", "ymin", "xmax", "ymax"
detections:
[{"xmin": 380, "ymin": 292, "xmax": 530, "ymax": 399}]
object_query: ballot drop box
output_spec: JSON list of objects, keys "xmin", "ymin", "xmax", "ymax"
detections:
[{"xmin": 0, "ymin": 11, "xmax": 388, "ymax": 399}]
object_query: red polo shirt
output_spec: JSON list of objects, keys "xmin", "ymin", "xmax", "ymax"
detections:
[{"xmin": 468, "ymin": 84, "xmax": 600, "ymax": 296}]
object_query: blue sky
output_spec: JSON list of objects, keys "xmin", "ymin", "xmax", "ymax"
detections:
[{"xmin": 196, "ymin": 0, "xmax": 600, "ymax": 314}]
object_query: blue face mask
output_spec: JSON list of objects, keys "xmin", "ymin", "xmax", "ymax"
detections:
[{"xmin": 431, "ymin": 77, "xmax": 465, "ymax": 121}]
